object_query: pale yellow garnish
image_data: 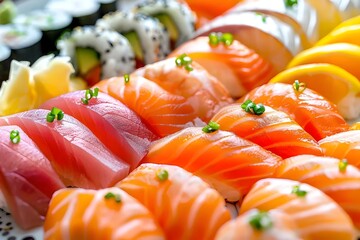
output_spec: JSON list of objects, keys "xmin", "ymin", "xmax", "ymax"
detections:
[{"xmin": 0, "ymin": 61, "xmax": 36, "ymax": 116}]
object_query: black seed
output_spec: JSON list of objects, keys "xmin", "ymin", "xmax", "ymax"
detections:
[
  {"xmin": 152, "ymin": 36, "xmax": 157, "ymax": 41},
  {"xmin": 5, "ymin": 222, "xmax": 11, "ymax": 226},
  {"xmin": 0, "ymin": 221, "xmax": 2, "ymax": 224},
  {"xmin": 8, "ymin": 227, "xmax": 12, "ymax": 230},
  {"xmin": 108, "ymin": 41, "xmax": 114, "ymax": 47},
  {"xmin": 8, "ymin": 236, "xmax": 16, "ymax": 240},
  {"xmin": 101, "ymin": 60, "xmax": 106, "ymax": 66},
  {"xmin": 5, "ymin": 213, "xmax": 10, "ymax": 216},
  {"xmin": 22, "ymin": 237, "xmax": 35, "ymax": 240},
  {"xmin": 121, "ymin": 57, "xmax": 126, "ymax": 63},
  {"xmin": 3, "ymin": 232, "xmax": 9, "ymax": 236},
  {"xmin": 105, "ymin": 49, "xmax": 110, "ymax": 53}
]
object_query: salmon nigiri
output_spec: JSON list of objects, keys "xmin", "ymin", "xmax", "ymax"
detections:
[
  {"xmin": 117, "ymin": 163, "xmax": 232, "ymax": 240},
  {"xmin": 211, "ymin": 103, "xmax": 323, "ymax": 158},
  {"xmin": 240, "ymin": 83, "xmax": 349, "ymax": 140},
  {"xmin": 240, "ymin": 178, "xmax": 356, "ymax": 240},
  {"xmin": 274, "ymin": 154, "xmax": 360, "ymax": 229},
  {"xmin": 215, "ymin": 209, "xmax": 301, "ymax": 240},
  {"xmin": 95, "ymin": 75, "xmax": 202, "ymax": 137},
  {"xmin": 0, "ymin": 125, "xmax": 64, "ymax": 229},
  {"xmin": 168, "ymin": 36, "xmax": 276, "ymax": 98},
  {"xmin": 195, "ymin": 11, "xmax": 303, "ymax": 73},
  {"xmin": 40, "ymin": 90, "xmax": 158, "ymax": 170},
  {"xmin": 44, "ymin": 187, "xmax": 165, "ymax": 240},
  {"xmin": 0, "ymin": 109, "xmax": 129, "ymax": 189},
  {"xmin": 319, "ymin": 130, "xmax": 360, "ymax": 168},
  {"xmin": 132, "ymin": 57, "xmax": 233, "ymax": 122},
  {"xmin": 142, "ymin": 127, "xmax": 282, "ymax": 202}
]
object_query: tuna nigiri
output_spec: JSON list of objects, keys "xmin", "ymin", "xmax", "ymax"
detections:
[
  {"xmin": 215, "ymin": 209, "xmax": 301, "ymax": 240},
  {"xmin": 95, "ymin": 75, "xmax": 202, "ymax": 137},
  {"xmin": 0, "ymin": 109, "xmax": 129, "ymax": 189},
  {"xmin": 168, "ymin": 36, "xmax": 276, "ymax": 98},
  {"xmin": 211, "ymin": 103, "xmax": 323, "ymax": 158},
  {"xmin": 0, "ymin": 125, "xmax": 65, "ymax": 229},
  {"xmin": 240, "ymin": 178, "xmax": 356, "ymax": 240},
  {"xmin": 40, "ymin": 90, "xmax": 158, "ymax": 170},
  {"xmin": 274, "ymin": 154, "xmax": 360, "ymax": 229},
  {"xmin": 240, "ymin": 83, "xmax": 349, "ymax": 140},
  {"xmin": 132, "ymin": 57, "xmax": 233, "ymax": 122},
  {"xmin": 44, "ymin": 187, "xmax": 165, "ymax": 240},
  {"xmin": 142, "ymin": 127, "xmax": 282, "ymax": 202},
  {"xmin": 117, "ymin": 163, "xmax": 232, "ymax": 240},
  {"xmin": 319, "ymin": 130, "xmax": 360, "ymax": 168}
]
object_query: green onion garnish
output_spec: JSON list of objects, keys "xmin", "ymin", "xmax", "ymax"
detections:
[
  {"xmin": 339, "ymin": 159, "xmax": 348, "ymax": 172},
  {"xmin": 208, "ymin": 32, "xmax": 234, "ymax": 46},
  {"xmin": 175, "ymin": 54, "xmax": 193, "ymax": 72},
  {"xmin": 241, "ymin": 100, "xmax": 265, "ymax": 115},
  {"xmin": 202, "ymin": 121, "xmax": 220, "ymax": 133},
  {"xmin": 104, "ymin": 192, "xmax": 122, "ymax": 203},
  {"xmin": 284, "ymin": 0, "xmax": 298, "ymax": 8},
  {"xmin": 293, "ymin": 80, "xmax": 306, "ymax": 93},
  {"xmin": 255, "ymin": 12, "xmax": 267, "ymax": 23},
  {"xmin": 248, "ymin": 210, "xmax": 273, "ymax": 231},
  {"xmin": 46, "ymin": 107, "xmax": 65, "ymax": 122},
  {"xmin": 124, "ymin": 74, "xmax": 130, "ymax": 84},
  {"xmin": 291, "ymin": 185, "xmax": 307, "ymax": 197},
  {"xmin": 10, "ymin": 130, "xmax": 20, "ymax": 144},
  {"xmin": 209, "ymin": 32, "xmax": 220, "ymax": 46},
  {"xmin": 156, "ymin": 169, "xmax": 169, "ymax": 182},
  {"xmin": 81, "ymin": 88, "xmax": 99, "ymax": 105}
]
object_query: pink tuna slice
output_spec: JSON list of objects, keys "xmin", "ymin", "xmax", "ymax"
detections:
[
  {"xmin": 0, "ymin": 109, "xmax": 130, "ymax": 189},
  {"xmin": 40, "ymin": 90, "xmax": 158, "ymax": 170},
  {"xmin": 0, "ymin": 125, "xmax": 65, "ymax": 230}
]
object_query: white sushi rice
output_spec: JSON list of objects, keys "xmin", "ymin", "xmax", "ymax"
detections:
[
  {"xmin": 96, "ymin": 12, "xmax": 170, "ymax": 64},
  {"xmin": 0, "ymin": 44, "xmax": 11, "ymax": 62},
  {"xmin": 46, "ymin": 0, "xmax": 100, "ymax": 18},
  {"xmin": 14, "ymin": 9, "xmax": 72, "ymax": 31},
  {"xmin": 58, "ymin": 26, "xmax": 135, "ymax": 79},
  {"xmin": 0, "ymin": 24, "xmax": 42, "ymax": 50},
  {"xmin": 134, "ymin": 0, "xmax": 196, "ymax": 46}
]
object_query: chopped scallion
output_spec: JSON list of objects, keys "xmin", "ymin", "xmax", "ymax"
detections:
[
  {"xmin": 291, "ymin": 185, "xmax": 307, "ymax": 197},
  {"xmin": 156, "ymin": 169, "xmax": 169, "ymax": 182},
  {"xmin": 339, "ymin": 159, "xmax": 348, "ymax": 172},
  {"xmin": 9, "ymin": 130, "xmax": 20, "ymax": 144},
  {"xmin": 248, "ymin": 210, "xmax": 273, "ymax": 231},
  {"xmin": 241, "ymin": 100, "xmax": 265, "ymax": 115},
  {"xmin": 202, "ymin": 121, "xmax": 220, "ymax": 133}
]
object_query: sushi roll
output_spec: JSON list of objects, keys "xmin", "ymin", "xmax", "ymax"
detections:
[
  {"xmin": 0, "ymin": 24, "xmax": 42, "ymax": 63},
  {"xmin": 46, "ymin": 0, "xmax": 101, "ymax": 27},
  {"xmin": 96, "ymin": 12, "xmax": 170, "ymax": 68},
  {"xmin": 96, "ymin": 0, "xmax": 118, "ymax": 17},
  {"xmin": 0, "ymin": 44, "xmax": 11, "ymax": 86},
  {"xmin": 57, "ymin": 26, "xmax": 135, "ymax": 86},
  {"xmin": 134, "ymin": 0, "xmax": 196, "ymax": 48},
  {"xmin": 14, "ymin": 10, "xmax": 72, "ymax": 54}
]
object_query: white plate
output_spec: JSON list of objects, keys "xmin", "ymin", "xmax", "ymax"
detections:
[{"xmin": 0, "ymin": 209, "xmax": 43, "ymax": 240}]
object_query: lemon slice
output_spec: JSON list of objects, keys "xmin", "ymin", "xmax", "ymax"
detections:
[
  {"xmin": 270, "ymin": 63, "xmax": 360, "ymax": 119},
  {"xmin": 315, "ymin": 24, "xmax": 360, "ymax": 46},
  {"xmin": 288, "ymin": 43, "xmax": 360, "ymax": 81},
  {"xmin": 333, "ymin": 15, "xmax": 360, "ymax": 30},
  {"xmin": 0, "ymin": 61, "xmax": 36, "ymax": 116}
]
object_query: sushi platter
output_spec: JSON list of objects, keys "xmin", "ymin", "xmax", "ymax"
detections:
[{"xmin": 1, "ymin": 0, "xmax": 360, "ymax": 239}]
